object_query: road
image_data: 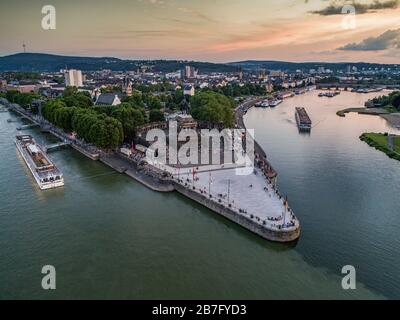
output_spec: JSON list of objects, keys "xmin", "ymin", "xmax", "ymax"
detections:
[{"xmin": 235, "ymin": 97, "xmax": 277, "ymax": 178}]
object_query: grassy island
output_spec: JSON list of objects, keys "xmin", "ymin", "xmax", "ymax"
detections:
[{"xmin": 360, "ymin": 133, "xmax": 400, "ymax": 161}]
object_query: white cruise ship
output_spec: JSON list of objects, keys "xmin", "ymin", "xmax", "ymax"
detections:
[{"xmin": 15, "ymin": 135, "xmax": 64, "ymax": 190}]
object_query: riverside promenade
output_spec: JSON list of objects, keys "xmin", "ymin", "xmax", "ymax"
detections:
[
  {"xmin": 140, "ymin": 97, "xmax": 301, "ymax": 241},
  {"xmin": 3, "ymin": 100, "xmax": 100, "ymax": 160},
  {"xmin": 3, "ymin": 100, "xmax": 173, "ymax": 192},
  {"xmin": 3, "ymin": 98, "xmax": 300, "ymax": 242},
  {"xmin": 168, "ymin": 165, "xmax": 299, "ymax": 238},
  {"xmin": 235, "ymin": 98, "xmax": 278, "ymax": 181}
]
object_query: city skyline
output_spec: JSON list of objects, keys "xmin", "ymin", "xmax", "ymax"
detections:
[{"xmin": 0, "ymin": 0, "xmax": 400, "ymax": 63}]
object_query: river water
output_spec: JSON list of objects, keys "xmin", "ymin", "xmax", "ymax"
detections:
[{"xmin": 1, "ymin": 90, "xmax": 399, "ymax": 299}]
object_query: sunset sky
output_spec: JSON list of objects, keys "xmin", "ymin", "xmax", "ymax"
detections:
[{"xmin": 0, "ymin": 0, "xmax": 399, "ymax": 63}]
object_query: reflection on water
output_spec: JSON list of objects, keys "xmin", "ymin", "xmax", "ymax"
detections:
[
  {"xmin": 245, "ymin": 90, "xmax": 400, "ymax": 299},
  {"xmin": 0, "ymin": 95, "xmax": 399, "ymax": 299}
]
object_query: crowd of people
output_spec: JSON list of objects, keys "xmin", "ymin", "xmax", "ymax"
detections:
[{"xmin": 130, "ymin": 149, "xmax": 146, "ymax": 163}]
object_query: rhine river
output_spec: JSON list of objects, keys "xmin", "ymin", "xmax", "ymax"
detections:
[{"xmin": 1, "ymin": 90, "xmax": 399, "ymax": 299}]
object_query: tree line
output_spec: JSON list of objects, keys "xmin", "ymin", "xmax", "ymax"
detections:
[
  {"xmin": 190, "ymin": 91, "xmax": 235, "ymax": 127},
  {"xmin": 5, "ymin": 85, "xmax": 236, "ymax": 148},
  {"xmin": 42, "ymin": 99, "xmax": 124, "ymax": 149},
  {"xmin": 204, "ymin": 83, "xmax": 268, "ymax": 97},
  {"xmin": 5, "ymin": 90, "xmax": 41, "ymax": 108},
  {"xmin": 371, "ymin": 91, "xmax": 400, "ymax": 110}
]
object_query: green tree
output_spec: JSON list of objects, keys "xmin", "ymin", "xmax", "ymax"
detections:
[
  {"xmin": 145, "ymin": 94, "xmax": 162, "ymax": 110},
  {"xmin": 149, "ymin": 110, "xmax": 165, "ymax": 123},
  {"xmin": 63, "ymin": 89, "xmax": 93, "ymax": 108},
  {"xmin": 111, "ymin": 107, "xmax": 145, "ymax": 140},
  {"xmin": 121, "ymin": 93, "xmax": 145, "ymax": 108},
  {"xmin": 190, "ymin": 92, "xmax": 235, "ymax": 127},
  {"xmin": 42, "ymin": 99, "xmax": 67, "ymax": 123},
  {"xmin": 390, "ymin": 92, "xmax": 400, "ymax": 110},
  {"xmin": 63, "ymin": 86, "xmax": 79, "ymax": 97}
]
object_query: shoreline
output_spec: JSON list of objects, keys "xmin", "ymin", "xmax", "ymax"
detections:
[
  {"xmin": 336, "ymin": 107, "xmax": 400, "ymax": 128},
  {"xmin": 3, "ymin": 99, "xmax": 300, "ymax": 243},
  {"xmin": 360, "ymin": 133, "xmax": 400, "ymax": 162},
  {"xmin": 380, "ymin": 113, "xmax": 400, "ymax": 128}
]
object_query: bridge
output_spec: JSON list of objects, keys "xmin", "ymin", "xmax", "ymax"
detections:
[
  {"xmin": 44, "ymin": 141, "xmax": 72, "ymax": 152},
  {"xmin": 16, "ymin": 123, "xmax": 40, "ymax": 130},
  {"xmin": 316, "ymin": 83, "xmax": 400, "ymax": 90}
]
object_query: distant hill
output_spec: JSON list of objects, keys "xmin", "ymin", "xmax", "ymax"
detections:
[
  {"xmin": 1, "ymin": 53, "xmax": 397, "ymax": 73},
  {"xmin": 0, "ymin": 53, "xmax": 124, "ymax": 72},
  {"xmin": 0, "ymin": 53, "xmax": 238, "ymax": 73},
  {"xmin": 228, "ymin": 60, "xmax": 398, "ymax": 72}
]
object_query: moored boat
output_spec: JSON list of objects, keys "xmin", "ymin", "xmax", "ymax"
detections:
[
  {"xmin": 269, "ymin": 99, "xmax": 282, "ymax": 107},
  {"xmin": 15, "ymin": 135, "xmax": 64, "ymax": 190}
]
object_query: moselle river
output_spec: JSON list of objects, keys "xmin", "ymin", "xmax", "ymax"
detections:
[{"xmin": 0, "ymin": 91, "xmax": 399, "ymax": 299}]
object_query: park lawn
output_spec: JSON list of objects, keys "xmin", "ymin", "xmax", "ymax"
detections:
[
  {"xmin": 384, "ymin": 105, "xmax": 398, "ymax": 113},
  {"xmin": 361, "ymin": 133, "xmax": 400, "ymax": 156},
  {"xmin": 394, "ymin": 136, "xmax": 400, "ymax": 154},
  {"xmin": 364, "ymin": 133, "xmax": 389, "ymax": 146}
]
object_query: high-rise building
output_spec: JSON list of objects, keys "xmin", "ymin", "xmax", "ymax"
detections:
[
  {"xmin": 238, "ymin": 68, "xmax": 243, "ymax": 80},
  {"xmin": 122, "ymin": 76, "xmax": 133, "ymax": 96},
  {"xmin": 0, "ymin": 79, "xmax": 7, "ymax": 92},
  {"xmin": 181, "ymin": 66, "xmax": 197, "ymax": 79},
  {"xmin": 258, "ymin": 69, "xmax": 267, "ymax": 80},
  {"xmin": 64, "ymin": 69, "xmax": 83, "ymax": 87}
]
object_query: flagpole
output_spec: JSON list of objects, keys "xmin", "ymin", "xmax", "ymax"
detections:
[
  {"xmin": 227, "ymin": 179, "xmax": 230, "ymax": 204},
  {"xmin": 283, "ymin": 196, "xmax": 288, "ymax": 227},
  {"xmin": 209, "ymin": 172, "xmax": 211, "ymax": 196}
]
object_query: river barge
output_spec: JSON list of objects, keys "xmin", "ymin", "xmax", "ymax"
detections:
[{"xmin": 295, "ymin": 107, "xmax": 312, "ymax": 131}]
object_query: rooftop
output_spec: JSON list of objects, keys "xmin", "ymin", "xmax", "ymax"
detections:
[{"xmin": 96, "ymin": 93, "xmax": 121, "ymax": 105}]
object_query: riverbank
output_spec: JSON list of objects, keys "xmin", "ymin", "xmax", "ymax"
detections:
[
  {"xmin": 336, "ymin": 107, "xmax": 400, "ymax": 129},
  {"xmin": 235, "ymin": 98, "xmax": 278, "ymax": 180},
  {"xmin": 381, "ymin": 113, "xmax": 400, "ymax": 128},
  {"xmin": 336, "ymin": 107, "xmax": 389, "ymax": 117},
  {"xmin": 360, "ymin": 133, "xmax": 400, "ymax": 161},
  {"xmin": 2, "ymin": 90, "xmax": 399, "ymax": 299},
  {"xmin": 3, "ymin": 98, "xmax": 300, "ymax": 242}
]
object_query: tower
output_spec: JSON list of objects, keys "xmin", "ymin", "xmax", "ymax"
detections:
[
  {"xmin": 64, "ymin": 69, "xmax": 83, "ymax": 87},
  {"xmin": 122, "ymin": 76, "xmax": 133, "ymax": 97},
  {"xmin": 238, "ymin": 67, "xmax": 243, "ymax": 81}
]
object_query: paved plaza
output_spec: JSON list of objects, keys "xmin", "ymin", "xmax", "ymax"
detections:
[{"xmin": 168, "ymin": 165, "xmax": 299, "ymax": 231}]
